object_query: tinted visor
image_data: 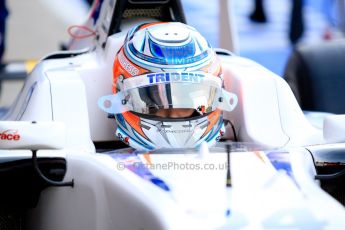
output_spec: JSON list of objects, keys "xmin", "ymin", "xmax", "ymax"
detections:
[
  {"xmin": 98, "ymin": 72, "xmax": 238, "ymax": 115},
  {"xmin": 126, "ymin": 81, "xmax": 220, "ymax": 114}
]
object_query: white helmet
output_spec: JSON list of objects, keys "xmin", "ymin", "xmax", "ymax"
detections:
[{"xmin": 99, "ymin": 22, "xmax": 237, "ymax": 150}]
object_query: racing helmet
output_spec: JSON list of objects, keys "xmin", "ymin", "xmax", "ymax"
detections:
[{"xmin": 99, "ymin": 22, "xmax": 237, "ymax": 151}]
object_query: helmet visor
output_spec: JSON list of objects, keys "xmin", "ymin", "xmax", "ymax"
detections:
[
  {"xmin": 123, "ymin": 72, "xmax": 220, "ymax": 114},
  {"xmin": 98, "ymin": 72, "xmax": 238, "ymax": 115},
  {"xmin": 126, "ymin": 82, "xmax": 219, "ymax": 114}
]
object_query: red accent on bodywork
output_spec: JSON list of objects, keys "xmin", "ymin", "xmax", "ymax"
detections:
[{"xmin": 0, "ymin": 129, "xmax": 21, "ymax": 141}]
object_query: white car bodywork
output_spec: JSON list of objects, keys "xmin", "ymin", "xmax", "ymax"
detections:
[{"xmin": 0, "ymin": 0, "xmax": 345, "ymax": 229}]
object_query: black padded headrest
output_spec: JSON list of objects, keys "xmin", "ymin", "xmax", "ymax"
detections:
[
  {"xmin": 284, "ymin": 40, "xmax": 345, "ymax": 114},
  {"xmin": 108, "ymin": 0, "xmax": 186, "ymax": 35}
]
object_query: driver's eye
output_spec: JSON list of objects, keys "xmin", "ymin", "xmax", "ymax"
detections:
[
  {"xmin": 152, "ymin": 109, "xmax": 195, "ymax": 118},
  {"xmin": 148, "ymin": 107, "xmax": 158, "ymax": 114}
]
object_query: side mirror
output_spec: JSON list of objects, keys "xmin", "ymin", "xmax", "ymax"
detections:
[
  {"xmin": 323, "ymin": 115, "xmax": 345, "ymax": 143},
  {"xmin": 0, "ymin": 121, "xmax": 65, "ymax": 150}
]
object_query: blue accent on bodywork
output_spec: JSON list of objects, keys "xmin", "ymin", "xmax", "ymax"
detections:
[
  {"xmin": 109, "ymin": 151, "xmax": 170, "ymax": 191},
  {"xmin": 91, "ymin": 0, "xmax": 104, "ymax": 25},
  {"xmin": 265, "ymin": 151, "xmax": 299, "ymax": 188},
  {"xmin": 265, "ymin": 151, "xmax": 293, "ymax": 177},
  {"xmin": 150, "ymin": 177, "xmax": 171, "ymax": 191}
]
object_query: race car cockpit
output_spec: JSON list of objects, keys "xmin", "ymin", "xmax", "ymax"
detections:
[{"xmin": 0, "ymin": 0, "xmax": 345, "ymax": 229}]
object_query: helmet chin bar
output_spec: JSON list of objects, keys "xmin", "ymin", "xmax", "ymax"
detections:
[
  {"xmin": 115, "ymin": 114, "xmax": 225, "ymax": 151},
  {"xmin": 98, "ymin": 89, "xmax": 238, "ymax": 115}
]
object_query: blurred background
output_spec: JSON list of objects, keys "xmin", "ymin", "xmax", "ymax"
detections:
[
  {"xmin": 184, "ymin": 0, "xmax": 344, "ymax": 75},
  {"xmin": 0, "ymin": 0, "xmax": 344, "ymax": 107}
]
